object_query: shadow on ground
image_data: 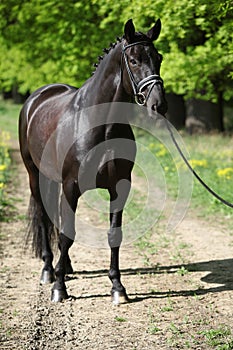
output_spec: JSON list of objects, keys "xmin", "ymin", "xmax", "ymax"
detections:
[{"xmin": 66, "ymin": 258, "xmax": 233, "ymax": 302}]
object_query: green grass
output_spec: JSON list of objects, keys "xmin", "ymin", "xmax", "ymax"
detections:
[
  {"xmin": 183, "ymin": 133, "xmax": 233, "ymax": 216},
  {"xmin": 115, "ymin": 316, "xmax": 127, "ymax": 322},
  {"xmin": 0, "ymin": 131, "xmax": 12, "ymax": 219},
  {"xmin": 0, "ymin": 99, "xmax": 21, "ymax": 140},
  {"xmin": 134, "ymin": 129, "xmax": 233, "ymax": 228},
  {"xmin": 148, "ymin": 308, "xmax": 162, "ymax": 334},
  {"xmin": 160, "ymin": 297, "xmax": 174, "ymax": 312},
  {"xmin": 200, "ymin": 327, "xmax": 233, "ymax": 349},
  {"xmin": 0, "ymin": 99, "xmax": 21, "ymax": 220}
]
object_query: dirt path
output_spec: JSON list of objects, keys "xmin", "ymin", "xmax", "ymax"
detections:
[{"xmin": 1, "ymin": 148, "xmax": 233, "ymax": 349}]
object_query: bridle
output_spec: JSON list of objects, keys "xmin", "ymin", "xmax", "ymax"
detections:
[{"xmin": 122, "ymin": 41, "xmax": 164, "ymax": 106}]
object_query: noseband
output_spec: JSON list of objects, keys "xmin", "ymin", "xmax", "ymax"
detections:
[{"xmin": 122, "ymin": 41, "xmax": 164, "ymax": 106}]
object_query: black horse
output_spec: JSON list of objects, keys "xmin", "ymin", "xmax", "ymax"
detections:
[{"xmin": 19, "ymin": 19, "xmax": 167, "ymax": 303}]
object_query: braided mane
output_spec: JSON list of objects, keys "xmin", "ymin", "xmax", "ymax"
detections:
[
  {"xmin": 92, "ymin": 31, "xmax": 153, "ymax": 74},
  {"xmin": 92, "ymin": 36, "xmax": 123, "ymax": 74}
]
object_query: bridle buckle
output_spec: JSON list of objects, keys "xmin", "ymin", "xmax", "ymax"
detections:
[{"xmin": 135, "ymin": 92, "xmax": 146, "ymax": 106}]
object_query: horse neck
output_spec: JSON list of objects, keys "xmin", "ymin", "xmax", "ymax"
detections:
[{"xmin": 79, "ymin": 43, "xmax": 129, "ymax": 106}]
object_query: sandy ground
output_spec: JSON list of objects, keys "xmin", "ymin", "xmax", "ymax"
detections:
[{"xmin": 0, "ymin": 147, "xmax": 233, "ymax": 350}]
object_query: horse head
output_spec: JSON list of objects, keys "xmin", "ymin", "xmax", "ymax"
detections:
[{"xmin": 122, "ymin": 19, "xmax": 167, "ymax": 117}]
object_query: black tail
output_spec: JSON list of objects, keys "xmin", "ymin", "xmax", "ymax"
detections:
[{"xmin": 26, "ymin": 178, "xmax": 60, "ymax": 259}]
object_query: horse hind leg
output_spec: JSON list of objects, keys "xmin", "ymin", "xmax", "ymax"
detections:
[
  {"xmin": 28, "ymin": 172, "xmax": 60, "ymax": 284},
  {"xmin": 27, "ymin": 193, "xmax": 55, "ymax": 284},
  {"xmin": 40, "ymin": 175, "xmax": 75, "ymax": 278},
  {"xmin": 51, "ymin": 181, "xmax": 78, "ymax": 302}
]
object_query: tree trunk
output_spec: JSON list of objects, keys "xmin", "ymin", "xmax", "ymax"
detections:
[
  {"xmin": 185, "ymin": 97, "xmax": 224, "ymax": 134},
  {"xmin": 217, "ymin": 91, "xmax": 224, "ymax": 132},
  {"xmin": 165, "ymin": 93, "xmax": 186, "ymax": 129},
  {"xmin": 3, "ymin": 85, "xmax": 29, "ymax": 104}
]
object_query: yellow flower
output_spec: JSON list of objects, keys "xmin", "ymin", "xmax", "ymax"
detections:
[
  {"xmin": 217, "ymin": 167, "xmax": 233, "ymax": 179},
  {"xmin": 0, "ymin": 182, "xmax": 4, "ymax": 189},
  {"xmin": 177, "ymin": 158, "xmax": 207, "ymax": 170},
  {"xmin": 0, "ymin": 131, "xmax": 10, "ymax": 142},
  {"xmin": 156, "ymin": 149, "xmax": 167, "ymax": 157},
  {"xmin": 189, "ymin": 159, "xmax": 208, "ymax": 168},
  {"xmin": 155, "ymin": 144, "xmax": 167, "ymax": 157},
  {"xmin": 0, "ymin": 164, "xmax": 7, "ymax": 171},
  {"xmin": 149, "ymin": 143, "xmax": 156, "ymax": 151}
]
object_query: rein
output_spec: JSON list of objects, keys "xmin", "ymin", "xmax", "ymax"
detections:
[
  {"xmin": 165, "ymin": 119, "xmax": 233, "ymax": 209},
  {"xmin": 121, "ymin": 41, "xmax": 233, "ymax": 209},
  {"xmin": 122, "ymin": 41, "xmax": 164, "ymax": 106}
]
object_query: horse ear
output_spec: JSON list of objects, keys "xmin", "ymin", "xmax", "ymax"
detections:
[
  {"xmin": 124, "ymin": 19, "xmax": 135, "ymax": 43},
  {"xmin": 147, "ymin": 19, "xmax": 161, "ymax": 41}
]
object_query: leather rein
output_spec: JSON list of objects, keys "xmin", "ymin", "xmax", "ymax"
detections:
[{"xmin": 122, "ymin": 41, "xmax": 233, "ymax": 209}]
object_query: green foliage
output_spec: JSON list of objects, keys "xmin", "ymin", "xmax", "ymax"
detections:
[
  {"xmin": 0, "ymin": 0, "xmax": 232, "ymax": 102},
  {"xmin": 0, "ymin": 0, "xmax": 113, "ymax": 93},
  {"xmin": 93, "ymin": 0, "xmax": 233, "ymax": 102},
  {"xmin": 0, "ymin": 130, "xmax": 11, "ymax": 219},
  {"xmin": 136, "ymin": 131, "xmax": 233, "ymax": 226}
]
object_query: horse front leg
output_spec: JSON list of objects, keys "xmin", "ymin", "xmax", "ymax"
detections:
[
  {"xmin": 51, "ymin": 181, "xmax": 78, "ymax": 302},
  {"xmin": 108, "ymin": 180, "xmax": 131, "ymax": 304},
  {"xmin": 109, "ymin": 244, "xmax": 128, "ymax": 304}
]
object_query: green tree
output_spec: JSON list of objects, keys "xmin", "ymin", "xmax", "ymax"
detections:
[
  {"xmin": 0, "ymin": 0, "xmax": 232, "ymax": 130},
  {"xmin": 93, "ymin": 0, "xmax": 233, "ymax": 130},
  {"xmin": 0, "ymin": 0, "xmax": 115, "ymax": 94},
  {"xmin": 94, "ymin": 0, "xmax": 233, "ymax": 101}
]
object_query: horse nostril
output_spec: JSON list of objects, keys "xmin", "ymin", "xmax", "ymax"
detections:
[
  {"xmin": 151, "ymin": 104, "xmax": 157, "ymax": 111},
  {"xmin": 151, "ymin": 103, "xmax": 161, "ymax": 113},
  {"xmin": 151, "ymin": 101, "xmax": 167, "ymax": 116}
]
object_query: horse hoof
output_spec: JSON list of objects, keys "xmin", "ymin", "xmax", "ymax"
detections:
[
  {"xmin": 40, "ymin": 270, "xmax": 55, "ymax": 284},
  {"xmin": 51, "ymin": 289, "xmax": 68, "ymax": 302},
  {"xmin": 111, "ymin": 291, "xmax": 129, "ymax": 305}
]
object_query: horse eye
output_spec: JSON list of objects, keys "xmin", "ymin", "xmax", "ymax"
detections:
[{"xmin": 130, "ymin": 58, "xmax": 137, "ymax": 66}]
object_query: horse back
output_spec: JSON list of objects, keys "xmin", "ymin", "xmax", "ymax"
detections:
[
  {"xmin": 19, "ymin": 84, "xmax": 78, "ymax": 171},
  {"xmin": 22, "ymin": 83, "xmax": 77, "ymax": 124}
]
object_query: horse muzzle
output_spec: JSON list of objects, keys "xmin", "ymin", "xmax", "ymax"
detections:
[
  {"xmin": 135, "ymin": 75, "xmax": 167, "ymax": 117},
  {"xmin": 151, "ymin": 98, "xmax": 168, "ymax": 117}
]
